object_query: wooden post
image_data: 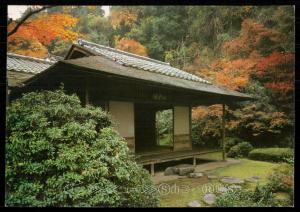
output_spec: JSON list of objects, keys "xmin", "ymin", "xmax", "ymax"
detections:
[
  {"xmin": 222, "ymin": 103, "xmax": 226, "ymax": 161},
  {"xmin": 85, "ymin": 77, "xmax": 89, "ymax": 106},
  {"xmin": 151, "ymin": 163, "xmax": 155, "ymax": 176},
  {"xmin": 193, "ymin": 156, "xmax": 196, "ymax": 166},
  {"xmin": 6, "ymin": 83, "xmax": 9, "ymax": 108}
]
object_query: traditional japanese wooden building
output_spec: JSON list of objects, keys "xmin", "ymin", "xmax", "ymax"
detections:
[{"xmin": 7, "ymin": 39, "xmax": 253, "ymax": 175}]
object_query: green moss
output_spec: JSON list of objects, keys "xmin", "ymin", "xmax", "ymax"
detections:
[
  {"xmin": 210, "ymin": 159, "xmax": 279, "ymax": 185},
  {"xmin": 158, "ymin": 159, "xmax": 280, "ymax": 207},
  {"xmin": 197, "ymin": 152, "xmax": 223, "ymax": 161}
]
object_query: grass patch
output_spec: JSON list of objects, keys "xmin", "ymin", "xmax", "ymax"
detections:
[
  {"xmin": 197, "ymin": 152, "xmax": 223, "ymax": 161},
  {"xmin": 210, "ymin": 159, "xmax": 279, "ymax": 185},
  {"xmin": 158, "ymin": 134, "xmax": 172, "ymax": 146}
]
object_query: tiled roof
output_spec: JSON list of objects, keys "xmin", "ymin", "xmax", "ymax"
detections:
[
  {"xmin": 60, "ymin": 56, "xmax": 253, "ymax": 100},
  {"xmin": 7, "ymin": 53, "xmax": 55, "ymax": 74},
  {"xmin": 77, "ymin": 39, "xmax": 211, "ymax": 84}
]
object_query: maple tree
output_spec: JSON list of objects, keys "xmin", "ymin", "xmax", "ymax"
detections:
[
  {"xmin": 256, "ymin": 51, "xmax": 294, "ymax": 94},
  {"xmin": 8, "ymin": 13, "xmax": 79, "ymax": 58},
  {"xmin": 115, "ymin": 38, "xmax": 148, "ymax": 57},
  {"xmin": 223, "ymin": 19, "xmax": 282, "ymax": 58},
  {"xmin": 7, "ymin": 6, "xmax": 53, "ymax": 37}
]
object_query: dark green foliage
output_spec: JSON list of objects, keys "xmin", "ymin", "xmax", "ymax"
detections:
[
  {"xmin": 6, "ymin": 89, "xmax": 159, "ymax": 207},
  {"xmin": 229, "ymin": 81, "xmax": 293, "ymax": 148},
  {"xmin": 191, "ymin": 121, "xmax": 205, "ymax": 147},
  {"xmin": 215, "ymin": 185, "xmax": 280, "ymax": 207},
  {"xmin": 224, "ymin": 137, "xmax": 243, "ymax": 152},
  {"xmin": 227, "ymin": 142, "xmax": 253, "ymax": 158},
  {"xmin": 248, "ymin": 148, "xmax": 293, "ymax": 162},
  {"xmin": 191, "ymin": 113, "xmax": 221, "ymax": 148}
]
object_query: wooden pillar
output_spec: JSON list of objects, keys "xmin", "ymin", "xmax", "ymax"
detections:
[
  {"xmin": 85, "ymin": 77, "xmax": 89, "ymax": 106},
  {"xmin": 151, "ymin": 163, "xmax": 155, "ymax": 176},
  {"xmin": 222, "ymin": 103, "xmax": 226, "ymax": 161},
  {"xmin": 6, "ymin": 84, "xmax": 9, "ymax": 108}
]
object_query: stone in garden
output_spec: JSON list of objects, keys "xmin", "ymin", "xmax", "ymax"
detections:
[
  {"xmin": 173, "ymin": 164, "xmax": 195, "ymax": 176},
  {"xmin": 217, "ymin": 186, "xmax": 228, "ymax": 193},
  {"xmin": 245, "ymin": 176, "xmax": 260, "ymax": 183},
  {"xmin": 164, "ymin": 167, "xmax": 176, "ymax": 176},
  {"xmin": 207, "ymin": 175, "xmax": 218, "ymax": 179},
  {"xmin": 229, "ymin": 185, "xmax": 242, "ymax": 190},
  {"xmin": 203, "ymin": 193, "xmax": 216, "ymax": 205},
  {"xmin": 187, "ymin": 200, "xmax": 201, "ymax": 207},
  {"xmin": 220, "ymin": 176, "xmax": 245, "ymax": 184},
  {"xmin": 189, "ymin": 172, "xmax": 203, "ymax": 178}
]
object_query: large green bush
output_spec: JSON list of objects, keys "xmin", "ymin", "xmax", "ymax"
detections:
[
  {"xmin": 227, "ymin": 142, "xmax": 253, "ymax": 158},
  {"xmin": 248, "ymin": 148, "xmax": 293, "ymax": 162},
  {"xmin": 6, "ymin": 89, "xmax": 159, "ymax": 207}
]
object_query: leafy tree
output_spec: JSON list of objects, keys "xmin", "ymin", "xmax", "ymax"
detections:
[
  {"xmin": 8, "ymin": 13, "xmax": 79, "ymax": 58},
  {"xmin": 255, "ymin": 51, "xmax": 294, "ymax": 114},
  {"xmin": 191, "ymin": 105, "xmax": 223, "ymax": 148},
  {"xmin": 227, "ymin": 82, "xmax": 293, "ymax": 147},
  {"xmin": 6, "ymin": 89, "xmax": 159, "ymax": 207},
  {"xmin": 115, "ymin": 38, "xmax": 148, "ymax": 56}
]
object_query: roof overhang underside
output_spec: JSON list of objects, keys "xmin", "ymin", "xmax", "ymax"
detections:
[{"xmin": 22, "ymin": 55, "xmax": 254, "ymax": 106}]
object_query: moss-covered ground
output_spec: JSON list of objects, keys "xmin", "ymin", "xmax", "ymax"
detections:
[{"xmin": 158, "ymin": 157, "xmax": 280, "ymax": 207}]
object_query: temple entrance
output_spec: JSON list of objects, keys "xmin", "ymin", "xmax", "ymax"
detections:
[{"xmin": 134, "ymin": 103, "xmax": 173, "ymax": 155}]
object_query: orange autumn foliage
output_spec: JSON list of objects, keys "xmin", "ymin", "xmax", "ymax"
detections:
[
  {"xmin": 192, "ymin": 105, "xmax": 223, "ymax": 121},
  {"xmin": 115, "ymin": 38, "xmax": 148, "ymax": 57},
  {"xmin": 223, "ymin": 19, "xmax": 282, "ymax": 58},
  {"xmin": 198, "ymin": 52, "xmax": 262, "ymax": 91},
  {"xmin": 8, "ymin": 13, "xmax": 79, "ymax": 58}
]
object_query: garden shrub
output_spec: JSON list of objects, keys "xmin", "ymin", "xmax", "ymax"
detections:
[
  {"xmin": 227, "ymin": 142, "xmax": 253, "ymax": 158},
  {"xmin": 224, "ymin": 137, "xmax": 243, "ymax": 152},
  {"xmin": 248, "ymin": 148, "xmax": 293, "ymax": 162},
  {"xmin": 6, "ymin": 89, "xmax": 159, "ymax": 207},
  {"xmin": 267, "ymin": 163, "xmax": 294, "ymax": 200},
  {"xmin": 191, "ymin": 119, "xmax": 220, "ymax": 148},
  {"xmin": 215, "ymin": 185, "xmax": 280, "ymax": 207}
]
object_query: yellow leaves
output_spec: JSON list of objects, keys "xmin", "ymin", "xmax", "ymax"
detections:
[
  {"xmin": 115, "ymin": 38, "xmax": 148, "ymax": 57},
  {"xmin": 8, "ymin": 38, "xmax": 48, "ymax": 58},
  {"xmin": 110, "ymin": 8, "xmax": 137, "ymax": 29}
]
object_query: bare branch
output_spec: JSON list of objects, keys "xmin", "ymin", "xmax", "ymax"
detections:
[{"xmin": 7, "ymin": 5, "xmax": 54, "ymax": 37}]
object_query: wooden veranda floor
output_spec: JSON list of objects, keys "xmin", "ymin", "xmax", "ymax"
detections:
[{"xmin": 135, "ymin": 148, "xmax": 221, "ymax": 165}]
